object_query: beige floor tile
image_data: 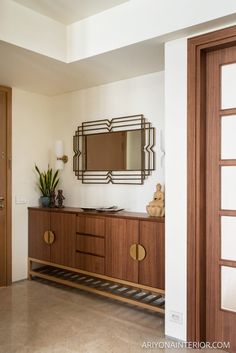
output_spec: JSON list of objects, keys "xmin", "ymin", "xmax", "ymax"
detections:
[{"xmin": 0, "ymin": 280, "xmax": 164, "ymax": 353}]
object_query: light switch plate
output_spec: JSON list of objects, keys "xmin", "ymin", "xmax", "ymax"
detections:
[
  {"xmin": 15, "ymin": 196, "xmax": 27, "ymax": 204},
  {"xmin": 169, "ymin": 311, "xmax": 183, "ymax": 324}
]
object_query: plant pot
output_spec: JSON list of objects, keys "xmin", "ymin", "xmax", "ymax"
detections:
[{"xmin": 40, "ymin": 196, "xmax": 50, "ymax": 208}]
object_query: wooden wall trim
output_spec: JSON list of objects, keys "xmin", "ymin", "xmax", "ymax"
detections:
[
  {"xmin": 187, "ymin": 25, "xmax": 236, "ymax": 342},
  {"xmin": 0, "ymin": 86, "xmax": 12, "ymax": 285}
]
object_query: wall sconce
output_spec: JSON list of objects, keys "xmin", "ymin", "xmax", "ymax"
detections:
[{"xmin": 55, "ymin": 140, "xmax": 68, "ymax": 170}]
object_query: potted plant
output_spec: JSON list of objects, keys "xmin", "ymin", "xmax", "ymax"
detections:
[{"xmin": 35, "ymin": 165, "xmax": 59, "ymax": 207}]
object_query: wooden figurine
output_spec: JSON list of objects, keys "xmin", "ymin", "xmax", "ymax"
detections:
[
  {"xmin": 49, "ymin": 190, "xmax": 56, "ymax": 208},
  {"xmin": 146, "ymin": 183, "xmax": 165, "ymax": 217},
  {"xmin": 56, "ymin": 189, "xmax": 65, "ymax": 208}
]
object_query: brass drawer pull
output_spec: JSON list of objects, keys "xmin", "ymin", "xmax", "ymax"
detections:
[{"xmin": 43, "ymin": 231, "xmax": 55, "ymax": 245}]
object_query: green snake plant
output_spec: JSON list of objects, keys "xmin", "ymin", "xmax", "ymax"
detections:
[{"xmin": 35, "ymin": 165, "xmax": 59, "ymax": 197}]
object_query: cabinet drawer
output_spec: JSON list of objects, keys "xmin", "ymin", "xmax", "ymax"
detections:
[
  {"xmin": 75, "ymin": 252, "xmax": 104, "ymax": 274},
  {"xmin": 77, "ymin": 216, "xmax": 105, "ymax": 236},
  {"xmin": 76, "ymin": 234, "xmax": 104, "ymax": 256}
]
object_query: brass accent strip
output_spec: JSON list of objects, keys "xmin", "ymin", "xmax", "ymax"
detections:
[{"xmin": 28, "ymin": 257, "xmax": 165, "ymax": 295}]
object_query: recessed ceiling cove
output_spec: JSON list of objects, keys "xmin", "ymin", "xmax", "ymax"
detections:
[{"xmin": 12, "ymin": 0, "xmax": 129, "ymax": 24}]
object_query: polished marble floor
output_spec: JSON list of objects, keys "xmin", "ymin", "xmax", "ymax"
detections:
[
  {"xmin": 0, "ymin": 280, "xmax": 228, "ymax": 353},
  {"xmin": 0, "ymin": 279, "xmax": 166, "ymax": 353}
]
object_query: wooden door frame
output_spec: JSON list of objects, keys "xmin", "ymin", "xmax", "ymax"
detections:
[
  {"xmin": 188, "ymin": 25, "xmax": 236, "ymax": 342},
  {"xmin": 0, "ymin": 86, "xmax": 12, "ymax": 286}
]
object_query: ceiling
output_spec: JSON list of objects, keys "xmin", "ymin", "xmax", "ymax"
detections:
[
  {"xmin": 12, "ymin": 0, "xmax": 129, "ymax": 24},
  {"xmin": 0, "ymin": 40, "xmax": 164, "ymax": 96}
]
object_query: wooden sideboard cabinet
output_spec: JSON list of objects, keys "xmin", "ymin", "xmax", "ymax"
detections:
[
  {"xmin": 28, "ymin": 207, "xmax": 165, "ymax": 314},
  {"xmin": 28, "ymin": 209, "xmax": 76, "ymax": 268},
  {"xmin": 105, "ymin": 218, "xmax": 165, "ymax": 289}
]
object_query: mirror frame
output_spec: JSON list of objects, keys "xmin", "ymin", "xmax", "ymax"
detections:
[{"xmin": 73, "ymin": 114, "xmax": 155, "ymax": 184}]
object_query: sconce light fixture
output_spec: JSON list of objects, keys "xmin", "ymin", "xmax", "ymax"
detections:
[{"xmin": 55, "ymin": 140, "xmax": 68, "ymax": 170}]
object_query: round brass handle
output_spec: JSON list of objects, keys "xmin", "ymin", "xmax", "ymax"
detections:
[
  {"xmin": 129, "ymin": 244, "xmax": 146, "ymax": 261},
  {"xmin": 43, "ymin": 231, "xmax": 55, "ymax": 245}
]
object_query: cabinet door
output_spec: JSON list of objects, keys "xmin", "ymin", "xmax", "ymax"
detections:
[
  {"xmin": 50, "ymin": 212, "xmax": 76, "ymax": 268},
  {"xmin": 28, "ymin": 209, "xmax": 51, "ymax": 261},
  {"xmin": 139, "ymin": 221, "xmax": 165, "ymax": 289},
  {"xmin": 105, "ymin": 218, "xmax": 139, "ymax": 283}
]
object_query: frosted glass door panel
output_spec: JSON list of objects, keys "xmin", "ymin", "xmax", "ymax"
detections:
[
  {"xmin": 221, "ymin": 217, "xmax": 236, "ymax": 261},
  {"xmin": 221, "ymin": 116, "xmax": 236, "ymax": 159},
  {"xmin": 221, "ymin": 167, "xmax": 236, "ymax": 209},
  {"xmin": 222, "ymin": 64, "xmax": 236, "ymax": 109},
  {"xmin": 221, "ymin": 266, "xmax": 236, "ymax": 313}
]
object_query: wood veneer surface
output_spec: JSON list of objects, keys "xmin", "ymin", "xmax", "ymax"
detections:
[{"xmin": 28, "ymin": 207, "xmax": 165, "ymax": 223}]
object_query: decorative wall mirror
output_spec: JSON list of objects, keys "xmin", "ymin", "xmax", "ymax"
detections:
[{"xmin": 73, "ymin": 114, "xmax": 155, "ymax": 184}]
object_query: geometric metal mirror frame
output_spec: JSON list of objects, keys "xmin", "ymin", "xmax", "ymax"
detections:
[{"xmin": 73, "ymin": 114, "xmax": 155, "ymax": 184}]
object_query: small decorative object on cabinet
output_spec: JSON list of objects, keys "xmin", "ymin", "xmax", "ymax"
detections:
[
  {"xmin": 56, "ymin": 189, "xmax": 65, "ymax": 208},
  {"xmin": 49, "ymin": 190, "xmax": 56, "ymax": 208},
  {"xmin": 34, "ymin": 165, "xmax": 59, "ymax": 207},
  {"xmin": 28, "ymin": 207, "xmax": 165, "ymax": 314},
  {"xmin": 146, "ymin": 183, "xmax": 165, "ymax": 217}
]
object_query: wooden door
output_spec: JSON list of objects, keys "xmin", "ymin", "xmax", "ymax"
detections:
[
  {"xmin": 0, "ymin": 87, "xmax": 11, "ymax": 287},
  {"xmin": 206, "ymin": 46, "xmax": 236, "ymax": 350},
  {"xmin": 28, "ymin": 209, "xmax": 51, "ymax": 261},
  {"xmin": 0, "ymin": 90, "xmax": 7, "ymax": 286},
  {"xmin": 105, "ymin": 218, "xmax": 139, "ymax": 283},
  {"xmin": 50, "ymin": 212, "xmax": 76, "ymax": 268},
  {"xmin": 139, "ymin": 221, "xmax": 165, "ymax": 289}
]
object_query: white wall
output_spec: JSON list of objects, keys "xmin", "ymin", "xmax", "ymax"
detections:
[
  {"xmin": 165, "ymin": 39, "xmax": 187, "ymax": 341},
  {"xmin": 51, "ymin": 72, "xmax": 164, "ymax": 212},
  {"xmin": 12, "ymin": 89, "xmax": 53, "ymax": 281}
]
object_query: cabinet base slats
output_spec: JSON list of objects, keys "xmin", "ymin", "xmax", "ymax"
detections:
[{"xmin": 29, "ymin": 258, "xmax": 165, "ymax": 315}]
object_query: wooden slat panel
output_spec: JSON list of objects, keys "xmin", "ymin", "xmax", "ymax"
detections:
[
  {"xmin": 219, "ymin": 260, "xmax": 236, "ymax": 268},
  {"xmin": 220, "ymin": 108, "xmax": 236, "ymax": 116},
  {"xmin": 77, "ymin": 216, "xmax": 105, "ymax": 236},
  {"xmin": 219, "ymin": 160, "xmax": 236, "ymax": 166},
  {"xmin": 76, "ymin": 234, "xmax": 104, "ymax": 256},
  {"xmin": 30, "ymin": 269, "xmax": 165, "ymax": 314},
  {"xmin": 219, "ymin": 210, "xmax": 236, "ymax": 216},
  {"xmin": 29, "ymin": 257, "xmax": 165, "ymax": 294}
]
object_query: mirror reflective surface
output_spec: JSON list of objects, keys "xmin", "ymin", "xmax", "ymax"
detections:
[{"xmin": 83, "ymin": 130, "xmax": 142, "ymax": 171}]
